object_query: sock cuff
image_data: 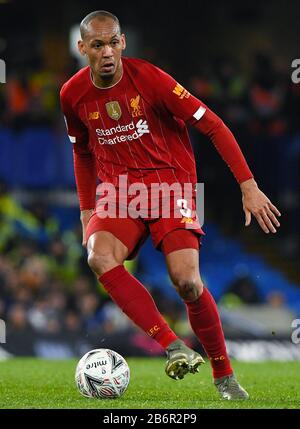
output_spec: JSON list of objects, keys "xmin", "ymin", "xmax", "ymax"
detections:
[
  {"xmin": 99, "ymin": 265, "xmax": 126, "ymax": 289},
  {"xmin": 184, "ymin": 287, "xmax": 210, "ymax": 308},
  {"xmin": 200, "ymin": 287, "xmax": 209, "ymax": 299},
  {"xmin": 184, "ymin": 296, "xmax": 201, "ymax": 311}
]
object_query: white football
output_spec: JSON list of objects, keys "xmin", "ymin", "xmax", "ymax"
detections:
[{"xmin": 75, "ymin": 348, "xmax": 130, "ymax": 399}]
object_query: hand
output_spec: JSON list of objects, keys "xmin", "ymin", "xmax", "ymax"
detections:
[
  {"xmin": 240, "ymin": 179, "xmax": 281, "ymax": 234},
  {"xmin": 80, "ymin": 209, "xmax": 94, "ymax": 246}
]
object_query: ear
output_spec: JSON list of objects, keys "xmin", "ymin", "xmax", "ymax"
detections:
[
  {"xmin": 78, "ymin": 40, "xmax": 86, "ymax": 56},
  {"xmin": 121, "ymin": 34, "xmax": 126, "ymax": 51}
]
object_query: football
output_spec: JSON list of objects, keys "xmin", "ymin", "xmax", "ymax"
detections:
[{"xmin": 75, "ymin": 348, "xmax": 130, "ymax": 399}]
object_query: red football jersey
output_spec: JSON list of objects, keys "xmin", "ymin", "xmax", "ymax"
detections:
[{"xmin": 60, "ymin": 57, "xmax": 253, "ymax": 209}]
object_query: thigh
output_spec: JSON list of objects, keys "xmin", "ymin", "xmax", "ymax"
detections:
[
  {"xmin": 86, "ymin": 214, "xmax": 148, "ymax": 260},
  {"xmin": 87, "ymin": 230, "xmax": 129, "ymax": 266},
  {"xmin": 162, "ymin": 229, "xmax": 202, "ymax": 283},
  {"xmin": 149, "ymin": 216, "xmax": 203, "ymax": 253},
  {"xmin": 148, "ymin": 196, "xmax": 204, "ymax": 252}
]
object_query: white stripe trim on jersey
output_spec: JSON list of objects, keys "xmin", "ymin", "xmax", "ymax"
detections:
[
  {"xmin": 193, "ymin": 106, "xmax": 206, "ymax": 121},
  {"xmin": 68, "ymin": 135, "xmax": 76, "ymax": 143}
]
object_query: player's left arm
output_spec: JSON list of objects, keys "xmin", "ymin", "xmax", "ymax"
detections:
[
  {"xmin": 189, "ymin": 108, "xmax": 281, "ymax": 234},
  {"xmin": 154, "ymin": 66, "xmax": 281, "ymax": 233}
]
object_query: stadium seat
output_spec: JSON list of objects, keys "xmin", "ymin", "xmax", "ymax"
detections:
[
  {"xmin": 56, "ymin": 134, "xmax": 76, "ymax": 187},
  {"xmin": 138, "ymin": 237, "xmax": 180, "ymax": 301},
  {"xmin": 0, "ymin": 128, "xmax": 18, "ymax": 185},
  {"xmin": 137, "ymin": 222, "xmax": 300, "ymax": 313},
  {"xmin": 14, "ymin": 128, "xmax": 58, "ymax": 188}
]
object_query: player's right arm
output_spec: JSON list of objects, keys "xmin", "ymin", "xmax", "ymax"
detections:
[{"xmin": 60, "ymin": 85, "xmax": 97, "ymax": 245}]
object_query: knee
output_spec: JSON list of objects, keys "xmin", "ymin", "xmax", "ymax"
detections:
[
  {"xmin": 172, "ymin": 273, "xmax": 204, "ymax": 302},
  {"xmin": 87, "ymin": 250, "xmax": 118, "ymax": 276}
]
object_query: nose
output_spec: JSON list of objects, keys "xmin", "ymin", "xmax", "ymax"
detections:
[{"xmin": 102, "ymin": 44, "xmax": 113, "ymax": 57}]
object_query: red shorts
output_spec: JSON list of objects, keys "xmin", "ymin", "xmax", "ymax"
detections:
[{"xmin": 86, "ymin": 196, "xmax": 204, "ymax": 259}]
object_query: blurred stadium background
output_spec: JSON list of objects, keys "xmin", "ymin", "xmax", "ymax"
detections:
[{"xmin": 0, "ymin": 0, "xmax": 300, "ymax": 361}]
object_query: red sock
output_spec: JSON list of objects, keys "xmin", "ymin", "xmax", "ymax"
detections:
[
  {"xmin": 99, "ymin": 265, "xmax": 178, "ymax": 349},
  {"xmin": 185, "ymin": 287, "xmax": 233, "ymax": 379}
]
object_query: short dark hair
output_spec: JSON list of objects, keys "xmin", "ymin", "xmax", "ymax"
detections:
[{"xmin": 80, "ymin": 10, "xmax": 121, "ymax": 39}]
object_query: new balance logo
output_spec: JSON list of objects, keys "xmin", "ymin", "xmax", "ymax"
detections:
[
  {"xmin": 88, "ymin": 111, "xmax": 100, "ymax": 120},
  {"xmin": 136, "ymin": 119, "xmax": 149, "ymax": 137}
]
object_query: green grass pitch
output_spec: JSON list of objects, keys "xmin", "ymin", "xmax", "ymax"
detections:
[{"xmin": 0, "ymin": 358, "xmax": 300, "ymax": 409}]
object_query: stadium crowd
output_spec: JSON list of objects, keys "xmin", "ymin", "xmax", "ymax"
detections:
[
  {"xmin": 0, "ymin": 2, "xmax": 299, "ymax": 349},
  {"xmin": 0, "ymin": 182, "xmax": 185, "ymax": 350}
]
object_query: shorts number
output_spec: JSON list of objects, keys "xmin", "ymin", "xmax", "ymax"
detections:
[{"xmin": 177, "ymin": 199, "xmax": 192, "ymax": 218}]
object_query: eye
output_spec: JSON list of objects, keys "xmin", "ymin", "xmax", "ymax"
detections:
[{"xmin": 111, "ymin": 40, "xmax": 119, "ymax": 46}]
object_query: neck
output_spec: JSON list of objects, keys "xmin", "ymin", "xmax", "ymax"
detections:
[{"xmin": 92, "ymin": 60, "xmax": 123, "ymax": 88}]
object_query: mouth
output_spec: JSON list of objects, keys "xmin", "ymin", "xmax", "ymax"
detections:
[{"xmin": 101, "ymin": 62, "xmax": 115, "ymax": 73}]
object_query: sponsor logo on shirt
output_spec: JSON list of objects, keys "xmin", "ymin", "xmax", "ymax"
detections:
[
  {"xmin": 95, "ymin": 119, "xmax": 150, "ymax": 145},
  {"xmin": 136, "ymin": 119, "xmax": 149, "ymax": 136},
  {"xmin": 105, "ymin": 101, "xmax": 122, "ymax": 120},
  {"xmin": 130, "ymin": 94, "xmax": 143, "ymax": 117},
  {"xmin": 88, "ymin": 111, "xmax": 100, "ymax": 120},
  {"xmin": 173, "ymin": 83, "xmax": 190, "ymax": 99}
]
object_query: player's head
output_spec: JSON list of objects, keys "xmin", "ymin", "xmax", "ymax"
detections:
[{"xmin": 78, "ymin": 10, "xmax": 126, "ymax": 83}]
